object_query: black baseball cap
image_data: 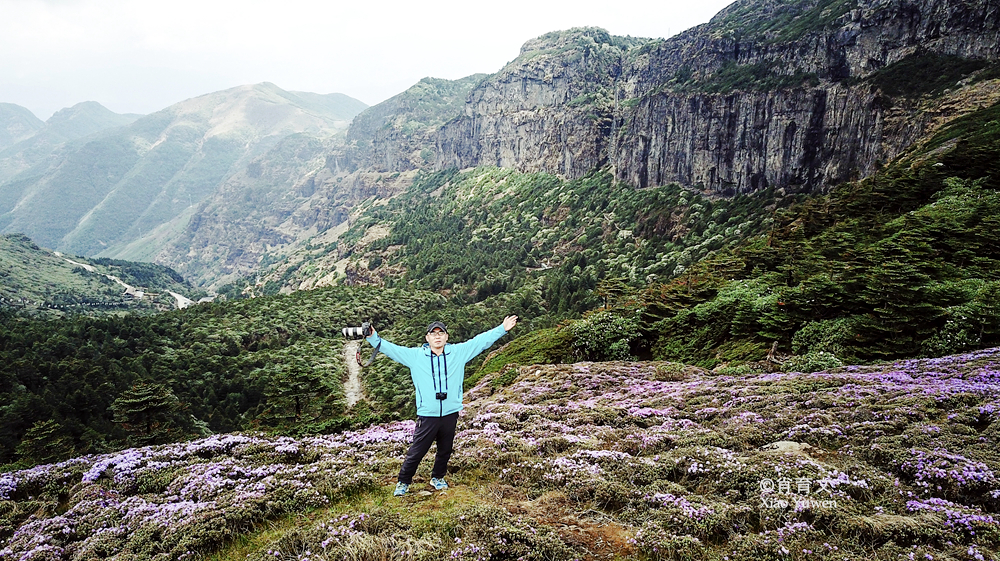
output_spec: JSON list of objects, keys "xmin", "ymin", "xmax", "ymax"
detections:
[{"xmin": 426, "ymin": 321, "xmax": 448, "ymax": 333}]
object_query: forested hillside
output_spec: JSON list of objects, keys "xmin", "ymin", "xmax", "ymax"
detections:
[
  {"xmin": 477, "ymin": 99, "xmax": 1000, "ymax": 372},
  {"xmin": 637, "ymin": 96, "xmax": 1000, "ymax": 365},
  {"xmin": 255, "ymin": 167, "xmax": 788, "ymax": 312},
  {"xmin": 0, "ymin": 281, "xmax": 537, "ymax": 468},
  {"xmin": 261, "ymin": 97, "xmax": 1000, "ymax": 376}
]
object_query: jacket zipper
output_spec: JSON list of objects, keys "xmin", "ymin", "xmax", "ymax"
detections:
[
  {"xmin": 428, "ymin": 349, "xmax": 451, "ymax": 416},
  {"xmin": 430, "ymin": 352, "xmax": 440, "ymax": 416},
  {"xmin": 443, "ymin": 353, "xmax": 449, "ymax": 417}
]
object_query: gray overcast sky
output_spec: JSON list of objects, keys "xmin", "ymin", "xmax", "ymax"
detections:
[{"xmin": 1, "ymin": 0, "xmax": 735, "ymax": 120}]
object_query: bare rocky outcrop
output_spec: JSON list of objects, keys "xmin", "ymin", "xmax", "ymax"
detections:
[
  {"xmin": 436, "ymin": 29, "xmax": 641, "ymax": 177},
  {"xmin": 344, "ymin": 75, "xmax": 487, "ymax": 173},
  {"xmin": 426, "ymin": 0, "xmax": 1000, "ymax": 194},
  {"xmin": 612, "ymin": 85, "xmax": 891, "ymax": 193}
]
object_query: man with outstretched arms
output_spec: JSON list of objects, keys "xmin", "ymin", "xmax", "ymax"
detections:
[{"xmin": 366, "ymin": 315, "xmax": 518, "ymax": 496}]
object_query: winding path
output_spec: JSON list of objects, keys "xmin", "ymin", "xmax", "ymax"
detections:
[
  {"xmin": 343, "ymin": 340, "xmax": 365, "ymax": 407},
  {"xmin": 60, "ymin": 254, "xmax": 194, "ymax": 309}
]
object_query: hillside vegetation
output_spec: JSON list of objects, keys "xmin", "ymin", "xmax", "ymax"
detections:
[
  {"xmin": 0, "ymin": 84, "xmax": 366, "ymax": 260},
  {"xmin": 0, "ymin": 233, "xmax": 197, "ymax": 315},
  {"xmin": 254, "ymin": 97, "xmax": 1000, "ymax": 375},
  {"xmin": 627, "ymin": 99, "xmax": 1000, "ymax": 367},
  {"xmin": 2, "ymin": 349, "xmax": 998, "ymax": 560},
  {"xmin": 257, "ymin": 166, "xmax": 786, "ymax": 316},
  {"xmin": 0, "ymin": 285, "xmax": 472, "ymax": 467}
]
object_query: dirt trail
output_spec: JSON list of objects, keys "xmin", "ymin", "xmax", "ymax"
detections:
[{"xmin": 343, "ymin": 340, "xmax": 364, "ymax": 407}]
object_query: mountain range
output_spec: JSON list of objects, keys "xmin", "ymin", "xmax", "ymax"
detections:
[
  {"xmin": 2, "ymin": 1, "xmax": 1000, "ymax": 557},
  {"xmin": 0, "ymin": 85, "xmax": 367, "ymax": 280},
  {"xmin": 2, "ymin": 0, "xmax": 997, "ymax": 292}
]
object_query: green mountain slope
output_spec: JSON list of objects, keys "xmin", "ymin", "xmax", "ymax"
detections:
[
  {"xmin": 252, "ymin": 98, "xmax": 1000, "ymax": 379},
  {"xmin": 0, "ymin": 84, "xmax": 367, "ymax": 259},
  {"xmin": 0, "ymin": 101, "xmax": 142, "ymax": 185},
  {"xmin": 139, "ymin": 132, "xmax": 361, "ymax": 288},
  {"xmin": 116, "ymin": 76, "xmax": 487, "ymax": 289},
  {"xmin": 0, "ymin": 103, "xmax": 43, "ymax": 151},
  {"xmin": 254, "ymin": 166, "xmax": 786, "ymax": 317},
  {"xmin": 37, "ymin": 101, "xmax": 141, "ymax": 143},
  {"xmin": 472, "ymin": 99, "xmax": 1000, "ymax": 372},
  {"xmin": 0, "ymin": 233, "xmax": 198, "ymax": 314}
]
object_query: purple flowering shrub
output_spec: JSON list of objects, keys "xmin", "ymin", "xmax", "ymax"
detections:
[
  {"xmin": 453, "ymin": 354, "xmax": 1000, "ymax": 558},
  {"xmin": 3, "ymin": 348, "xmax": 1000, "ymax": 560},
  {"xmin": 246, "ymin": 510, "xmax": 447, "ymax": 561},
  {"xmin": 900, "ymin": 448, "xmax": 999, "ymax": 506},
  {"xmin": 0, "ymin": 428, "xmax": 407, "ymax": 560},
  {"xmin": 245, "ymin": 505, "xmax": 577, "ymax": 561},
  {"xmin": 628, "ymin": 523, "xmax": 706, "ymax": 561}
]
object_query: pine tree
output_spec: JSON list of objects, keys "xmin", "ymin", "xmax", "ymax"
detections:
[
  {"xmin": 860, "ymin": 257, "xmax": 944, "ymax": 357},
  {"xmin": 15, "ymin": 419, "xmax": 74, "ymax": 465},
  {"xmin": 109, "ymin": 383, "xmax": 186, "ymax": 445},
  {"xmin": 259, "ymin": 362, "xmax": 334, "ymax": 427},
  {"xmin": 595, "ymin": 277, "xmax": 629, "ymax": 309}
]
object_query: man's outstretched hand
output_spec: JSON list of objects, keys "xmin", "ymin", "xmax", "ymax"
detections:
[{"xmin": 503, "ymin": 315, "xmax": 519, "ymax": 332}]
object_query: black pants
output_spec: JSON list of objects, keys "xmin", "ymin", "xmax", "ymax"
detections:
[{"xmin": 398, "ymin": 412, "xmax": 459, "ymax": 484}]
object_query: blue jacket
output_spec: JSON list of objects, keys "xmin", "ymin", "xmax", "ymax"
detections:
[{"xmin": 366, "ymin": 324, "xmax": 508, "ymax": 417}]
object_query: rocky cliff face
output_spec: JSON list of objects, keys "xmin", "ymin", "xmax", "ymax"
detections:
[
  {"xmin": 436, "ymin": 29, "xmax": 644, "ymax": 177},
  {"xmin": 611, "ymin": 86, "xmax": 880, "ymax": 192},
  {"xmin": 344, "ymin": 76, "xmax": 486, "ymax": 173},
  {"xmin": 425, "ymin": 0, "xmax": 1000, "ymax": 194}
]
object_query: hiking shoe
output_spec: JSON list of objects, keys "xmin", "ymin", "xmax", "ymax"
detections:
[
  {"xmin": 430, "ymin": 477, "xmax": 449, "ymax": 490},
  {"xmin": 393, "ymin": 482, "xmax": 409, "ymax": 496}
]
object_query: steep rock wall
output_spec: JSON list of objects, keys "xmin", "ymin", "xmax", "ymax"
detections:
[
  {"xmin": 429, "ymin": 0, "xmax": 1000, "ymax": 193},
  {"xmin": 436, "ymin": 29, "xmax": 642, "ymax": 177},
  {"xmin": 344, "ymin": 76, "xmax": 486, "ymax": 173},
  {"xmin": 612, "ymin": 86, "xmax": 891, "ymax": 192}
]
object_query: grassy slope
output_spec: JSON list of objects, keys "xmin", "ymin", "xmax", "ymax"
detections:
[
  {"xmin": 261, "ymin": 166, "xmax": 783, "ymax": 316},
  {"xmin": 0, "ymin": 233, "xmax": 197, "ymax": 314},
  {"xmin": 2, "ymin": 349, "xmax": 998, "ymax": 560}
]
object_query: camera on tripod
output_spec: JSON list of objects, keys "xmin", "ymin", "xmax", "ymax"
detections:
[{"xmin": 342, "ymin": 322, "xmax": 372, "ymax": 340}]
